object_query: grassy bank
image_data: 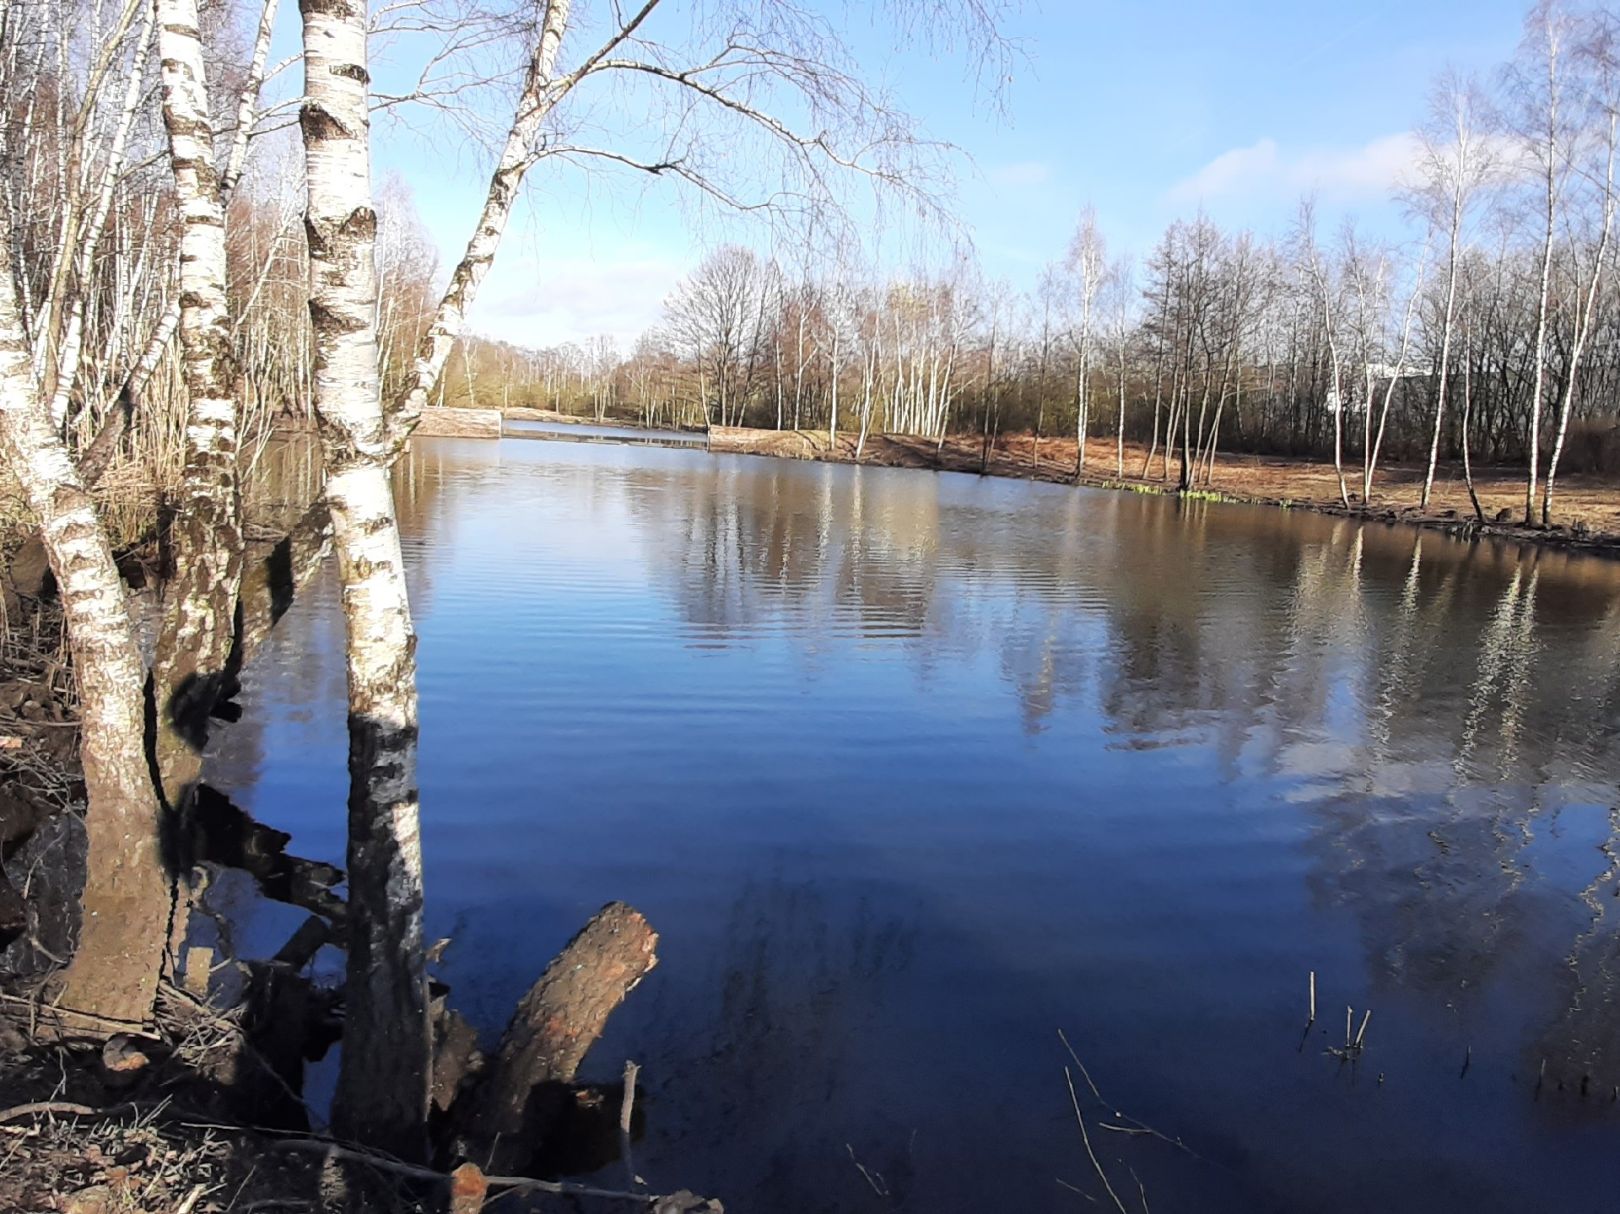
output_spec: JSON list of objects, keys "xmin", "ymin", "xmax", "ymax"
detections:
[{"xmin": 703, "ymin": 425, "xmax": 1620, "ymax": 557}]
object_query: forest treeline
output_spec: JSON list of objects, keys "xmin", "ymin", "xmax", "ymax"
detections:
[
  {"xmin": 15, "ymin": 0, "xmax": 1618, "ymax": 533},
  {"xmin": 443, "ymin": 1, "xmax": 1620, "ymax": 525}
]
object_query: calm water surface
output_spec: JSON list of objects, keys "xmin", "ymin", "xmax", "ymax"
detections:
[{"xmin": 215, "ymin": 438, "xmax": 1620, "ymax": 1212}]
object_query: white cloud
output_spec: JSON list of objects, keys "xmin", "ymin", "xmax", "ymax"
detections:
[
  {"xmin": 988, "ymin": 160, "xmax": 1053, "ymax": 189},
  {"xmin": 1167, "ymin": 132, "xmax": 1422, "ymax": 207},
  {"xmin": 1293, "ymin": 133, "xmax": 1423, "ymax": 195},
  {"xmin": 471, "ymin": 252, "xmax": 690, "ymax": 349}
]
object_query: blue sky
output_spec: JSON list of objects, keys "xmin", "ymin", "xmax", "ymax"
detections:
[{"xmin": 362, "ymin": 0, "xmax": 1535, "ymax": 349}]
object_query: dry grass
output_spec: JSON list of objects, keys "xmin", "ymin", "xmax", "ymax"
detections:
[
  {"xmin": 0, "ymin": 1022, "xmax": 437, "ymax": 1214},
  {"xmin": 0, "ymin": 1099, "xmax": 433, "ymax": 1214},
  {"xmin": 0, "ymin": 602, "xmax": 77, "ymax": 818},
  {"xmin": 0, "ymin": 1102, "xmax": 249, "ymax": 1214}
]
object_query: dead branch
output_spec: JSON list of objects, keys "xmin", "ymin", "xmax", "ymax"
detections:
[{"xmin": 272, "ymin": 1137, "xmax": 721, "ymax": 1209}]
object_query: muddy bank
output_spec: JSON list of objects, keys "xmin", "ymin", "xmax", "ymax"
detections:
[
  {"xmin": 502, "ymin": 408, "xmax": 706, "ymax": 434},
  {"xmin": 705, "ymin": 425, "xmax": 1620, "ymax": 559},
  {"xmin": 414, "ymin": 406, "xmax": 503, "ymax": 438}
]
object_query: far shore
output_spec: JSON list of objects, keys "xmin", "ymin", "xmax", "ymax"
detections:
[
  {"xmin": 703, "ymin": 424, "xmax": 1620, "ymax": 558},
  {"xmin": 328, "ymin": 405, "xmax": 1620, "ymax": 559}
]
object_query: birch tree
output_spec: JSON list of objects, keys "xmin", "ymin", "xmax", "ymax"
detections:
[
  {"xmin": 1067, "ymin": 207, "xmax": 1105, "ymax": 477},
  {"xmin": 148, "ymin": 0, "xmax": 246, "ymax": 812},
  {"xmin": 297, "ymin": 0, "xmax": 433, "ymax": 1156},
  {"xmin": 1412, "ymin": 72, "xmax": 1497, "ymax": 509},
  {"xmin": 1507, "ymin": 0, "xmax": 1578, "ymax": 524},
  {"xmin": 1544, "ymin": 8, "xmax": 1619, "ymax": 522},
  {"xmin": 0, "ymin": 241, "xmax": 168, "ymax": 1027},
  {"xmin": 1364, "ymin": 243, "xmax": 1426, "ymax": 501},
  {"xmin": 288, "ymin": 0, "xmax": 1008, "ymax": 1155},
  {"xmin": 1109, "ymin": 255, "xmax": 1134, "ymax": 478},
  {"xmin": 1300, "ymin": 202, "xmax": 1350, "ymax": 507}
]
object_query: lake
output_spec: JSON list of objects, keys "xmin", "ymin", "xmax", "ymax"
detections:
[{"xmin": 213, "ymin": 436, "xmax": 1620, "ymax": 1212}]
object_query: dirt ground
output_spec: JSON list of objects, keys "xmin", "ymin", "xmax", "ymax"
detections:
[{"xmin": 706, "ymin": 426, "xmax": 1620, "ymax": 555}]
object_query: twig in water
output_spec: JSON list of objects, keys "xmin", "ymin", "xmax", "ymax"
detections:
[
  {"xmin": 1058, "ymin": 1029, "xmax": 1104, "ymax": 1103},
  {"xmin": 1065, "ymin": 1067, "xmax": 1129, "ymax": 1214},
  {"xmin": 1130, "ymin": 1167, "xmax": 1151, "ymax": 1214},
  {"xmin": 619, "ymin": 1060, "xmax": 641, "ymax": 1194},
  {"xmin": 1057, "ymin": 1030, "xmax": 1198, "ymax": 1158},
  {"xmin": 1055, "ymin": 1176, "xmax": 1098, "ymax": 1203},
  {"xmin": 1354, "ymin": 1010, "xmax": 1371, "ymax": 1050},
  {"xmin": 1308, "ymin": 972, "xmax": 1315, "ymax": 1024},
  {"xmin": 845, "ymin": 1144, "xmax": 890, "ymax": 1198}
]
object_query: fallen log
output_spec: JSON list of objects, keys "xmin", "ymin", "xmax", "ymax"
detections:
[{"xmin": 452, "ymin": 902, "xmax": 657, "ymax": 1172}]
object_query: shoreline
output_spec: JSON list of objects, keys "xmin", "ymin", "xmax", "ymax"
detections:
[
  {"xmin": 281, "ymin": 405, "xmax": 1620, "ymax": 560},
  {"xmin": 699, "ymin": 424, "xmax": 1620, "ymax": 561}
]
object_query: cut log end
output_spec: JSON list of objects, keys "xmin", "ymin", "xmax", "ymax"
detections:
[{"xmin": 453, "ymin": 901, "xmax": 657, "ymax": 1173}]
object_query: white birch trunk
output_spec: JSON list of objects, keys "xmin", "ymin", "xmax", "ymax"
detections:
[
  {"xmin": 1366, "ymin": 260, "xmax": 1423, "ymax": 503},
  {"xmin": 0, "ymin": 240, "xmax": 169, "ymax": 1028},
  {"xmin": 1544, "ymin": 114, "xmax": 1615, "ymax": 525},
  {"xmin": 387, "ymin": 0, "xmax": 574, "ymax": 447},
  {"xmin": 1423, "ymin": 197, "xmax": 1463, "ymax": 510},
  {"xmin": 221, "ymin": 0, "xmax": 280, "ymax": 196},
  {"xmin": 299, "ymin": 0, "xmax": 429, "ymax": 1157},
  {"xmin": 149, "ymin": 0, "xmax": 244, "ymax": 807}
]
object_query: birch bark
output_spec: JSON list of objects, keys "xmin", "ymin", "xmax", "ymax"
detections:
[
  {"xmin": 1544, "ymin": 113, "xmax": 1616, "ymax": 523},
  {"xmin": 149, "ymin": 0, "xmax": 245, "ymax": 810},
  {"xmin": 386, "ymin": 0, "xmax": 575, "ymax": 447},
  {"xmin": 299, "ymin": 0, "xmax": 428, "ymax": 1156},
  {"xmin": 0, "ymin": 242, "xmax": 168, "ymax": 1027}
]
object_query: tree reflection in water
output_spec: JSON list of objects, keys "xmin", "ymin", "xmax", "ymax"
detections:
[{"xmin": 217, "ymin": 438, "xmax": 1620, "ymax": 1211}]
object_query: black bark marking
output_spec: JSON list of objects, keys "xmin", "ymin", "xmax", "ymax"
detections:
[
  {"xmin": 299, "ymin": 104, "xmax": 349, "ymax": 143},
  {"xmin": 340, "ymin": 206, "xmax": 377, "ymax": 240}
]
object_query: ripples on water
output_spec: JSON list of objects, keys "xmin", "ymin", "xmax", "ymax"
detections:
[{"xmin": 216, "ymin": 438, "xmax": 1620, "ymax": 1212}]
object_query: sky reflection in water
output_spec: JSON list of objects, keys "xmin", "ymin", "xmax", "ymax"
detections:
[{"xmin": 215, "ymin": 438, "xmax": 1620, "ymax": 1213}]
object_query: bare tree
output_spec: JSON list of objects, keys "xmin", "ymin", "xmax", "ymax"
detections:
[
  {"xmin": 1364, "ymin": 242, "xmax": 1427, "ymax": 502},
  {"xmin": 1544, "ymin": 6, "xmax": 1620, "ymax": 523},
  {"xmin": 1110, "ymin": 254, "xmax": 1134, "ymax": 479},
  {"xmin": 1506, "ymin": 0, "xmax": 1578, "ymax": 523},
  {"xmin": 665, "ymin": 245, "xmax": 771, "ymax": 427},
  {"xmin": 1411, "ymin": 71, "xmax": 1498, "ymax": 509},
  {"xmin": 148, "ymin": 0, "xmax": 246, "ymax": 814},
  {"xmin": 1066, "ymin": 207, "xmax": 1106, "ymax": 478},
  {"xmin": 298, "ymin": 0, "xmax": 429, "ymax": 1158},
  {"xmin": 1300, "ymin": 202, "xmax": 1350, "ymax": 507}
]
